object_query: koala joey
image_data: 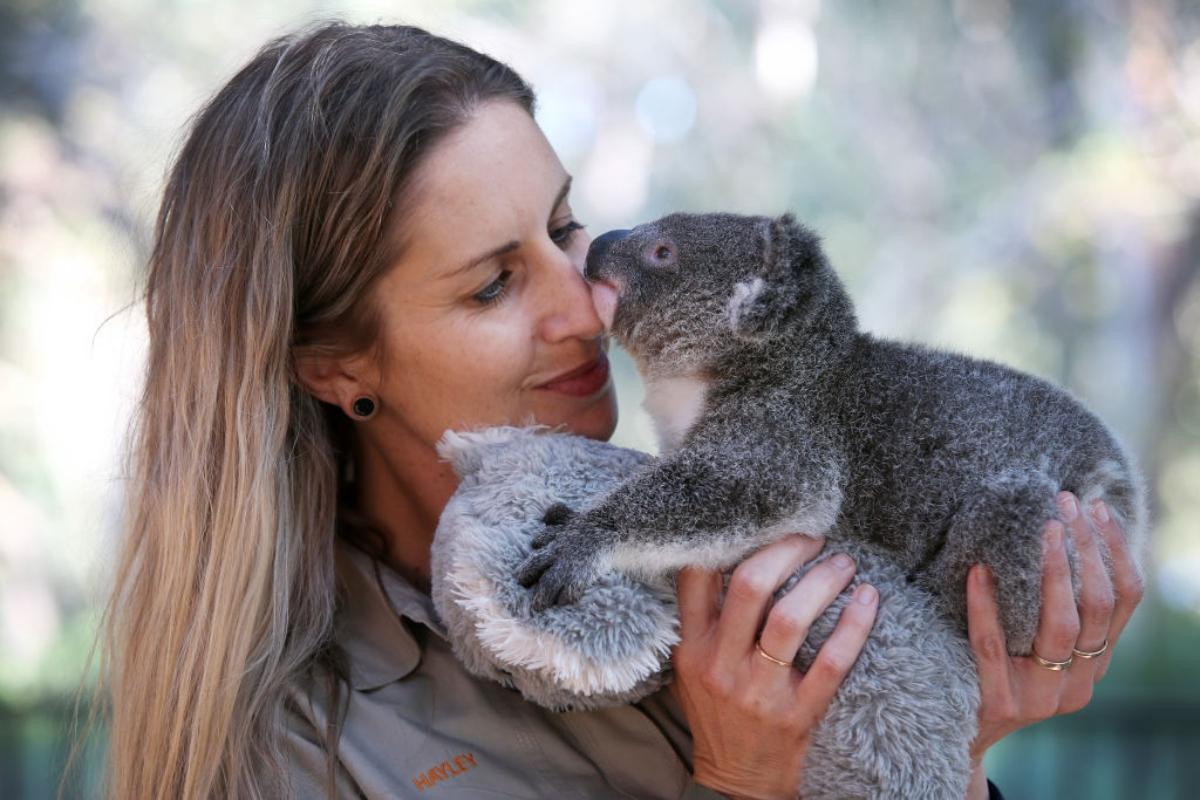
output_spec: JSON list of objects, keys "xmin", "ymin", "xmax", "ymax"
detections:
[{"xmin": 515, "ymin": 211, "xmax": 1146, "ymax": 655}]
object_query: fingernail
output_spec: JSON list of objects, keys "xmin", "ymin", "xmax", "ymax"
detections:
[
  {"xmin": 855, "ymin": 584, "xmax": 876, "ymax": 605},
  {"xmin": 832, "ymin": 553, "xmax": 854, "ymax": 570},
  {"xmin": 1044, "ymin": 522, "xmax": 1062, "ymax": 552},
  {"xmin": 1091, "ymin": 499, "xmax": 1109, "ymax": 525},
  {"xmin": 1057, "ymin": 493, "xmax": 1078, "ymax": 522}
]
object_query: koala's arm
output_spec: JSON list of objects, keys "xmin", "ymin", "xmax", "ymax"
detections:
[{"xmin": 581, "ymin": 436, "xmax": 844, "ymax": 578}]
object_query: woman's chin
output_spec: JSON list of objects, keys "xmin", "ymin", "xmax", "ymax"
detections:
[{"xmin": 547, "ymin": 384, "xmax": 619, "ymax": 441}]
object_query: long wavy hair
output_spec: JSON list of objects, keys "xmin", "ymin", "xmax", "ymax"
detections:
[{"xmin": 69, "ymin": 20, "xmax": 536, "ymax": 799}]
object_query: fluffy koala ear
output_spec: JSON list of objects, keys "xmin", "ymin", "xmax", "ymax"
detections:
[
  {"xmin": 436, "ymin": 424, "xmax": 557, "ymax": 478},
  {"xmin": 728, "ymin": 213, "xmax": 801, "ymax": 341},
  {"xmin": 761, "ymin": 212, "xmax": 798, "ymax": 279}
]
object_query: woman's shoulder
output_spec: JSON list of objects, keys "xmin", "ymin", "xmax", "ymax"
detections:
[
  {"xmin": 331, "ymin": 539, "xmax": 427, "ymax": 689},
  {"xmin": 278, "ymin": 662, "xmax": 364, "ymax": 798},
  {"xmin": 279, "ymin": 540, "xmax": 732, "ymax": 799}
]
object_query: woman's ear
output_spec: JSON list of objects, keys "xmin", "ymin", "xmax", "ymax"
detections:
[{"xmin": 291, "ymin": 349, "xmax": 374, "ymax": 410}]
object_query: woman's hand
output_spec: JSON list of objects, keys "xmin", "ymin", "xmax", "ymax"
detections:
[
  {"xmin": 964, "ymin": 493, "xmax": 1144, "ymax": 797},
  {"xmin": 670, "ymin": 534, "xmax": 878, "ymax": 800}
]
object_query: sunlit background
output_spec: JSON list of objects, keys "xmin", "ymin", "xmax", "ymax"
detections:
[{"xmin": 2, "ymin": 0, "xmax": 1199, "ymax": 797}]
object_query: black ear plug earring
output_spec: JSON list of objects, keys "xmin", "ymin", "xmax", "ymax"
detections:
[{"xmin": 351, "ymin": 396, "xmax": 377, "ymax": 420}]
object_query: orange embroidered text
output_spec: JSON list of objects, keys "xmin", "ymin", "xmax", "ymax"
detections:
[{"xmin": 412, "ymin": 752, "xmax": 478, "ymax": 792}]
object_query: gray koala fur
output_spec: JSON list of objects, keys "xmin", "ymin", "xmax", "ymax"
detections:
[
  {"xmin": 433, "ymin": 425, "xmax": 980, "ymax": 800},
  {"xmin": 515, "ymin": 212, "xmax": 1147, "ymax": 662},
  {"xmin": 432, "ymin": 426, "xmax": 677, "ymax": 710},
  {"xmin": 432, "ymin": 211, "xmax": 1147, "ymax": 799}
]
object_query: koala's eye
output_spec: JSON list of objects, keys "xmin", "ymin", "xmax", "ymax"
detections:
[{"xmin": 644, "ymin": 239, "xmax": 677, "ymax": 269}]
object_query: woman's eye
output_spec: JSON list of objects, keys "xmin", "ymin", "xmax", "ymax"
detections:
[
  {"xmin": 470, "ymin": 222, "xmax": 585, "ymax": 308},
  {"xmin": 551, "ymin": 220, "xmax": 586, "ymax": 246},
  {"xmin": 473, "ymin": 270, "xmax": 512, "ymax": 306}
]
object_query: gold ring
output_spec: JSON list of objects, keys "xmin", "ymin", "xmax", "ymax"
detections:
[
  {"xmin": 754, "ymin": 640, "xmax": 792, "ymax": 667},
  {"xmin": 1031, "ymin": 648, "xmax": 1074, "ymax": 671},
  {"xmin": 1072, "ymin": 638, "xmax": 1109, "ymax": 659}
]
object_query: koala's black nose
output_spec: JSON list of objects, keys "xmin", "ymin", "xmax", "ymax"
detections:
[{"xmin": 585, "ymin": 229, "xmax": 630, "ymax": 281}]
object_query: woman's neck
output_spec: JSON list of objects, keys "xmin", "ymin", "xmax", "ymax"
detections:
[{"xmin": 350, "ymin": 427, "xmax": 460, "ymax": 594}]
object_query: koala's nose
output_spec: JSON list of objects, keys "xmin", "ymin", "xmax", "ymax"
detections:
[{"xmin": 585, "ymin": 229, "xmax": 631, "ymax": 281}]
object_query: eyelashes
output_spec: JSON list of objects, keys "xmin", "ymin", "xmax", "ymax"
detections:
[
  {"xmin": 473, "ymin": 269, "xmax": 512, "ymax": 305},
  {"xmin": 550, "ymin": 220, "xmax": 586, "ymax": 246},
  {"xmin": 471, "ymin": 220, "xmax": 588, "ymax": 307}
]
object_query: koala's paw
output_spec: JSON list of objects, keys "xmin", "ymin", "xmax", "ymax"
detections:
[
  {"xmin": 516, "ymin": 514, "xmax": 608, "ymax": 612},
  {"xmin": 539, "ymin": 502, "xmax": 578, "ymax": 529},
  {"xmin": 531, "ymin": 503, "xmax": 578, "ymax": 550}
]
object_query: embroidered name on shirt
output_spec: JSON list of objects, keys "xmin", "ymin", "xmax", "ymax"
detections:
[{"xmin": 412, "ymin": 752, "xmax": 477, "ymax": 791}]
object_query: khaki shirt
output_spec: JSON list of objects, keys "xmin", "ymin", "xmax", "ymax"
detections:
[{"xmin": 282, "ymin": 539, "xmax": 728, "ymax": 799}]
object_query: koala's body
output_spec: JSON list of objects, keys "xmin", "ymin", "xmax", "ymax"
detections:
[{"xmin": 516, "ymin": 211, "xmax": 1146, "ymax": 655}]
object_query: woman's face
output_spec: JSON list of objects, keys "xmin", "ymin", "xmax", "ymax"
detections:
[{"xmin": 365, "ymin": 99, "xmax": 618, "ymax": 449}]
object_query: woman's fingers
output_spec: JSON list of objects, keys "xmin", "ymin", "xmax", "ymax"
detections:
[
  {"xmin": 791, "ymin": 582, "xmax": 878, "ymax": 729},
  {"xmin": 670, "ymin": 535, "xmax": 859, "ymax": 800},
  {"xmin": 1050, "ymin": 492, "xmax": 1113, "ymax": 712},
  {"xmin": 970, "ymin": 504, "xmax": 1096, "ymax": 751},
  {"xmin": 1088, "ymin": 499, "xmax": 1144, "ymax": 680},
  {"xmin": 1059, "ymin": 493, "xmax": 1115, "ymax": 660},
  {"xmin": 968, "ymin": 494, "xmax": 1143, "ymax": 758},
  {"xmin": 677, "ymin": 565, "xmax": 723, "ymax": 641},
  {"xmin": 712, "ymin": 534, "xmax": 825, "ymax": 671},
  {"xmin": 757, "ymin": 552, "xmax": 857, "ymax": 666},
  {"xmin": 1030, "ymin": 519, "xmax": 1081, "ymax": 668},
  {"xmin": 966, "ymin": 564, "xmax": 1015, "ymax": 721}
]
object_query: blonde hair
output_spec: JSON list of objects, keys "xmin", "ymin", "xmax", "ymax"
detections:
[{"xmin": 66, "ymin": 20, "xmax": 535, "ymax": 799}]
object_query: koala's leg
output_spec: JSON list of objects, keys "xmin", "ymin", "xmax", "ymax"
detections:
[
  {"xmin": 586, "ymin": 453, "xmax": 843, "ymax": 581},
  {"xmin": 917, "ymin": 470, "xmax": 1065, "ymax": 656}
]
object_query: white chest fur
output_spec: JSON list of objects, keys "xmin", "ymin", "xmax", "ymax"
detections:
[{"xmin": 641, "ymin": 374, "xmax": 709, "ymax": 454}]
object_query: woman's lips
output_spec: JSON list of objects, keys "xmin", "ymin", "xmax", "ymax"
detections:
[
  {"xmin": 535, "ymin": 350, "xmax": 611, "ymax": 396},
  {"xmin": 590, "ymin": 279, "xmax": 620, "ymax": 331}
]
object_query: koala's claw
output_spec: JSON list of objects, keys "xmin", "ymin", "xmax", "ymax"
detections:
[
  {"xmin": 527, "ymin": 560, "xmax": 586, "ymax": 611},
  {"xmin": 517, "ymin": 546, "xmax": 585, "ymax": 611},
  {"xmin": 530, "ymin": 526, "xmax": 560, "ymax": 550},
  {"xmin": 541, "ymin": 502, "xmax": 577, "ymax": 526},
  {"xmin": 516, "ymin": 549, "xmax": 555, "ymax": 588},
  {"xmin": 517, "ymin": 519, "xmax": 605, "ymax": 611}
]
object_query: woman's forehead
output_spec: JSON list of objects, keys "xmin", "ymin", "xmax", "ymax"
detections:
[
  {"xmin": 397, "ymin": 105, "xmax": 571, "ymax": 278},
  {"xmin": 415, "ymin": 102, "xmax": 564, "ymax": 213}
]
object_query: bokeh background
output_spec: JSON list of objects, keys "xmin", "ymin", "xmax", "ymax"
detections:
[{"xmin": 2, "ymin": 0, "xmax": 1199, "ymax": 797}]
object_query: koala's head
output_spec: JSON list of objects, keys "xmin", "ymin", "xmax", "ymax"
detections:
[{"xmin": 585, "ymin": 211, "xmax": 855, "ymax": 378}]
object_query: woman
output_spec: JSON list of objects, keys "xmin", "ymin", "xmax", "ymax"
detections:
[{"xmin": 95, "ymin": 20, "xmax": 1143, "ymax": 800}]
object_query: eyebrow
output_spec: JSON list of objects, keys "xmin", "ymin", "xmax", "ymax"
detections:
[{"xmin": 445, "ymin": 174, "xmax": 574, "ymax": 280}]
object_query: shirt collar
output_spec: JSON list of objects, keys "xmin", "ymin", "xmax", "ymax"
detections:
[{"xmin": 334, "ymin": 538, "xmax": 446, "ymax": 691}]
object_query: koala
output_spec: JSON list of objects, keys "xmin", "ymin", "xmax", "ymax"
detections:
[{"xmin": 515, "ymin": 211, "xmax": 1147, "ymax": 657}]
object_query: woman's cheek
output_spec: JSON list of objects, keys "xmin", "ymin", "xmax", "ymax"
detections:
[{"xmin": 471, "ymin": 319, "xmax": 534, "ymax": 394}]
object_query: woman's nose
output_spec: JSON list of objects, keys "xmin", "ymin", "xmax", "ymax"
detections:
[{"xmin": 537, "ymin": 250, "xmax": 606, "ymax": 344}]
